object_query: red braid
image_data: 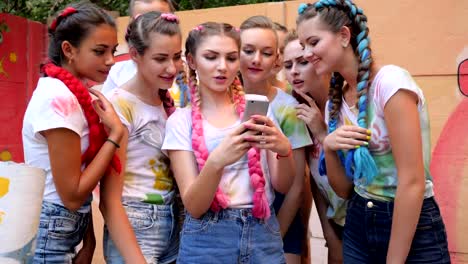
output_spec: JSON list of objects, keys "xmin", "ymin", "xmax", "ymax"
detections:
[
  {"xmin": 158, "ymin": 89, "xmax": 176, "ymax": 116},
  {"xmin": 42, "ymin": 63, "xmax": 121, "ymax": 174}
]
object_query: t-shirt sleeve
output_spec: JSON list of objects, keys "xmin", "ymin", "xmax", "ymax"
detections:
[
  {"xmin": 31, "ymin": 79, "xmax": 86, "ymax": 137},
  {"xmin": 376, "ymin": 65, "xmax": 425, "ymax": 111},
  {"xmin": 162, "ymin": 108, "xmax": 193, "ymax": 151},
  {"xmin": 274, "ymin": 91, "xmax": 313, "ymax": 149}
]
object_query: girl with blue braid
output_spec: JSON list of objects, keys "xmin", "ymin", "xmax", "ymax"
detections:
[{"xmin": 297, "ymin": 1, "xmax": 450, "ymax": 263}]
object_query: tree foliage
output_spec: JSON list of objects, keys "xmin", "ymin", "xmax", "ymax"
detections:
[{"xmin": 1, "ymin": 0, "xmax": 283, "ymax": 23}]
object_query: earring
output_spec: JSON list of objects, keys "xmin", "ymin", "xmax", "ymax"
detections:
[{"xmin": 342, "ymin": 42, "xmax": 348, "ymax": 48}]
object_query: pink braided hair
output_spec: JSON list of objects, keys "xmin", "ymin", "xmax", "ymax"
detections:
[{"xmin": 188, "ymin": 69, "xmax": 270, "ymax": 219}]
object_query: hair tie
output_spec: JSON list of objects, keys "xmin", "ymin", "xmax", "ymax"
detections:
[
  {"xmin": 193, "ymin": 25, "xmax": 204, "ymax": 31},
  {"xmin": 50, "ymin": 7, "xmax": 77, "ymax": 31},
  {"xmin": 134, "ymin": 13, "xmax": 142, "ymax": 20},
  {"xmin": 298, "ymin": 3, "xmax": 309, "ymax": 14},
  {"xmin": 234, "ymin": 27, "xmax": 240, "ymax": 33},
  {"xmin": 161, "ymin": 13, "xmax": 179, "ymax": 23}
]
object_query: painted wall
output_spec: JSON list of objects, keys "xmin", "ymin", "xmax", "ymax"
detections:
[{"xmin": 0, "ymin": 13, "xmax": 47, "ymax": 163}]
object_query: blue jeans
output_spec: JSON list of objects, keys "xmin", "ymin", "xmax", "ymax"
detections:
[
  {"xmin": 343, "ymin": 192, "xmax": 450, "ymax": 263},
  {"xmin": 177, "ymin": 207, "xmax": 285, "ymax": 264},
  {"xmin": 33, "ymin": 201, "xmax": 90, "ymax": 264},
  {"xmin": 103, "ymin": 199, "xmax": 179, "ymax": 264}
]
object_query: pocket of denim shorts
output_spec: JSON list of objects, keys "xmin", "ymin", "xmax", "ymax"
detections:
[
  {"xmin": 183, "ymin": 215, "xmax": 211, "ymax": 234},
  {"xmin": 49, "ymin": 216, "xmax": 80, "ymax": 238},
  {"xmin": 126, "ymin": 209, "xmax": 154, "ymax": 230},
  {"xmin": 264, "ymin": 215, "xmax": 281, "ymax": 236}
]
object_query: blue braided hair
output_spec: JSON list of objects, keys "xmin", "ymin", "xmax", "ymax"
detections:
[{"xmin": 298, "ymin": 0, "xmax": 378, "ymax": 183}]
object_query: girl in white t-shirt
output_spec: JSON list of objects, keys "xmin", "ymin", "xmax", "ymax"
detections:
[
  {"xmin": 100, "ymin": 12, "xmax": 181, "ymax": 264},
  {"xmin": 22, "ymin": 3, "xmax": 123, "ymax": 263},
  {"xmin": 162, "ymin": 22, "xmax": 294, "ymax": 263},
  {"xmin": 239, "ymin": 16, "xmax": 312, "ymax": 263},
  {"xmin": 297, "ymin": 1, "xmax": 449, "ymax": 263}
]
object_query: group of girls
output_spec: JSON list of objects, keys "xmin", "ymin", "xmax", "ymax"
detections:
[{"xmin": 22, "ymin": 0, "xmax": 450, "ymax": 263}]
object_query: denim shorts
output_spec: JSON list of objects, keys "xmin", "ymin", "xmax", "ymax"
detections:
[
  {"xmin": 103, "ymin": 198, "xmax": 179, "ymax": 264},
  {"xmin": 33, "ymin": 201, "xmax": 91, "ymax": 263},
  {"xmin": 343, "ymin": 192, "xmax": 450, "ymax": 263},
  {"xmin": 272, "ymin": 191, "xmax": 304, "ymax": 255},
  {"xmin": 177, "ymin": 207, "xmax": 286, "ymax": 264}
]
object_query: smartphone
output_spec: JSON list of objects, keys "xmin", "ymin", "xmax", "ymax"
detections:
[{"xmin": 241, "ymin": 94, "xmax": 269, "ymax": 123}]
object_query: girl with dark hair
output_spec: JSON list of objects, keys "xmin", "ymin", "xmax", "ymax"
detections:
[
  {"xmin": 21, "ymin": 2, "xmax": 122, "ymax": 263},
  {"xmin": 162, "ymin": 22, "xmax": 294, "ymax": 263},
  {"xmin": 297, "ymin": 1, "xmax": 450, "ymax": 262},
  {"xmin": 100, "ymin": 11, "xmax": 182, "ymax": 264},
  {"xmin": 239, "ymin": 15, "xmax": 313, "ymax": 264}
]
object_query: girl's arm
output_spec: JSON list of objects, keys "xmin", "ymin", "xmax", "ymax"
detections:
[
  {"xmin": 275, "ymin": 148, "xmax": 306, "ymax": 236},
  {"xmin": 168, "ymin": 124, "xmax": 252, "ymax": 219},
  {"xmin": 384, "ymin": 90, "xmax": 425, "ymax": 263},
  {"xmin": 323, "ymin": 125, "xmax": 368, "ymax": 199},
  {"xmin": 244, "ymin": 115, "xmax": 295, "ymax": 193},
  {"xmin": 99, "ymin": 129, "xmax": 146, "ymax": 263},
  {"xmin": 43, "ymin": 89, "xmax": 123, "ymax": 211}
]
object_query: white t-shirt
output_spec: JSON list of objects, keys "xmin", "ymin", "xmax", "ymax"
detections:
[
  {"xmin": 325, "ymin": 65, "xmax": 434, "ymax": 201},
  {"xmin": 106, "ymin": 89, "xmax": 175, "ymax": 204},
  {"xmin": 101, "ymin": 60, "xmax": 136, "ymax": 95},
  {"xmin": 22, "ymin": 77, "xmax": 91, "ymax": 212},
  {"xmin": 269, "ymin": 87, "xmax": 313, "ymax": 150},
  {"xmin": 162, "ymin": 107, "xmax": 275, "ymax": 208}
]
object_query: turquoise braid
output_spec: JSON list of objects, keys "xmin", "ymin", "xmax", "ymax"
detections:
[{"xmin": 303, "ymin": 0, "xmax": 378, "ymax": 182}]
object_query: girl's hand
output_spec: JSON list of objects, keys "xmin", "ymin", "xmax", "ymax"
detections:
[
  {"xmin": 243, "ymin": 115, "xmax": 291, "ymax": 156},
  {"xmin": 209, "ymin": 123, "xmax": 253, "ymax": 169},
  {"xmin": 89, "ymin": 89, "xmax": 123, "ymax": 138},
  {"xmin": 323, "ymin": 125, "xmax": 370, "ymax": 152},
  {"xmin": 294, "ymin": 89, "xmax": 327, "ymax": 141}
]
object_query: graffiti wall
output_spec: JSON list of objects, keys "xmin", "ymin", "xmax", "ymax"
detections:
[{"xmin": 0, "ymin": 13, "xmax": 47, "ymax": 163}]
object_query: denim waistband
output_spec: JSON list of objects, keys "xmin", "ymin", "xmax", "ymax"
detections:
[
  {"xmin": 350, "ymin": 192, "xmax": 437, "ymax": 215},
  {"xmin": 122, "ymin": 197, "xmax": 174, "ymax": 216},
  {"xmin": 42, "ymin": 200, "xmax": 90, "ymax": 221},
  {"xmin": 192, "ymin": 206, "xmax": 276, "ymax": 223}
]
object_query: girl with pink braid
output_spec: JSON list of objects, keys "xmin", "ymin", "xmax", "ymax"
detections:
[{"xmin": 162, "ymin": 22, "xmax": 295, "ymax": 263}]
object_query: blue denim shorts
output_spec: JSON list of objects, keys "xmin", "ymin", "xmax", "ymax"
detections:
[
  {"xmin": 177, "ymin": 207, "xmax": 286, "ymax": 264},
  {"xmin": 33, "ymin": 201, "xmax": 91, "ymax": 264},
  {"xmin": 343, "ymin": 192, "xmax": 450, "ymax": 263},
  {"xmin": 103, "ymin": 198, "xmax": 179, "ymax": 264},
  {"xmin": 272, "ymin": 191, "xmax": 304, "ymax": 255}
]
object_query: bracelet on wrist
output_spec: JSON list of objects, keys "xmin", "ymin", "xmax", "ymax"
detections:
[
  {"xmin": 106, "ymin": 138, "xmax": 120, "ymax": 148},
  {"xmin": 276, "ymin": 145, "xmax": 292, "ymax": 159}
]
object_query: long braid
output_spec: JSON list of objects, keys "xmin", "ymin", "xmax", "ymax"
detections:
[
  {"xmin": 158, "ymin": 89, "xmax": 175, "ymax": 116},
  {"xmin": 230, "ymin": 76, "xmax": 270, "ymax": 218},
  {"xmin": 188, "ymin": 68, "xmax": 230, "ymax": 211},
  {"xmin": 42, "ymin": 63, "xmax": 121, "ymax": 174},
  {"xmin": 300, "ymin": 0, "xmax": 378, "ymax": 182}
]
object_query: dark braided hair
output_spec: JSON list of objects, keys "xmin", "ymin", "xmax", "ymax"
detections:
[{"xmin": 297, "ymin": 0, "xmax": 378, "ymax": 182}]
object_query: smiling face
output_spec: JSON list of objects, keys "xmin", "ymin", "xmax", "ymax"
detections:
[
  {"xmin": 67, "ymin": 23, "xmax": 118, "ymax": 83},
  {"xmin": 133, "ymin": 32, "xmax": 182, "ymax": 90},
  {"xmin": 283, "ymin": 39, "xmax": 320, "ymax": 94},
  {"xmin": 239, "ymin": 28, "xmax": 278, "ymax": 84},
  {"xmin": 297, "ymin": 16, "xmax": 346, "ymax": 75},
  {"xmin": 189, "ymin": 35, "xmax": 240, "ymax": 93}
]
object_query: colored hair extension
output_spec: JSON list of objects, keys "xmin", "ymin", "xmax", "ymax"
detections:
[
  {"xmin": 185, "ymin": 22, "xmax": 270, "ymax": 219},
  {"xmin": 42, "ymin": 62, "xmax": 121, "ymax": 174},
  {"xmin": 298, "ymin": 0, "xmax": 378, "ymax": 182}
]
